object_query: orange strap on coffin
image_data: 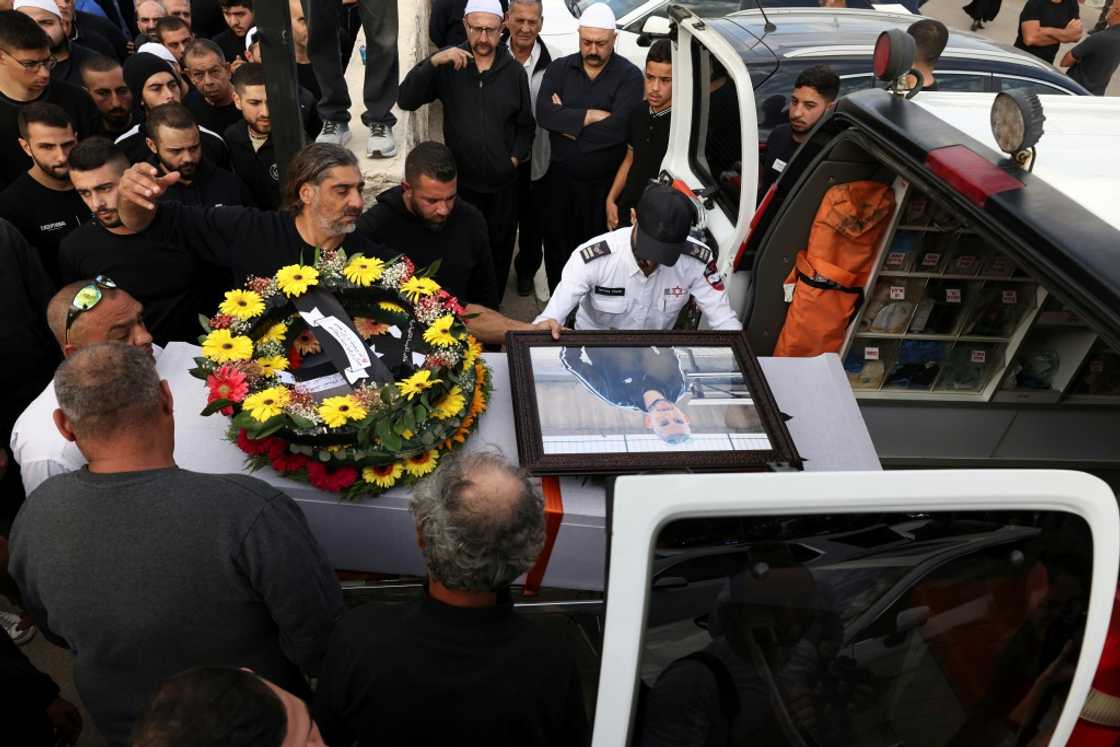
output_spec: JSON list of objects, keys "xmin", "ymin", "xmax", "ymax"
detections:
[{"xmin": 523, "ymin": 476, "xmax": 564, "ymax": 596}]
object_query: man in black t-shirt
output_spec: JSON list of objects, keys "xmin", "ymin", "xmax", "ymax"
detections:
[
  {"xmin": 1015, "ymin": 0, "xmax": 1083, "ymax": 64},
  {"xmin": 141, "ymin": 102, "xmax": 250, "ymax": 207},
  {"xmin": 314, "ymin": 450, "xmax": 589, "ymax": 747},
  {"xmin": 907, "ymin": 19, "xmax": 948, "ymax": 92},
  {"xmin": 213, "ymin": 0, "xmax": 252, "ymax": 62},
  {"xmin": 758, "ymin": 64, "xmax": 838, "ymax": 203},
  {"xmin": 606, "ymin": 39, "xmax": 672, "ymax": 231},
  {"xmin": 0, "ymin": 102, "xmax": 88, "ymax": 284},
  {"xmin": 79, "ymin": 54, "xmax": 134, "ymax": 137},
  {"xmin": 1062, "ymin": 1, "xmax": 1120, "ymax": 95},
  {"xmin": 0, "ymin": 11, "xmax": 99, "ymax": 189},
  {"xmin": 182, "ymin": 38, "xmax": 240, "ymax": 133},
  {"xmin": 225, "ymin": 62, "xmax": 279, "ymax": 208}
]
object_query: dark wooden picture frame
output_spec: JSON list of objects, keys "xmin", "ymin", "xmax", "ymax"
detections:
[{"xmin": 505, "ymin": 331, "xmax": 802, "ymax": 475}]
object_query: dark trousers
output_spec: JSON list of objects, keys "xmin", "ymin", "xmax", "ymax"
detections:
[
  {"xmin": 307, "ymin": 0, "xmax": 398, "ymax": 126},
  {"xmin": 541, "ymin": 167, "xmax": 613, "ymax": 291},
  {"xmin": 513, "ymin": 162, "xmax": 545, "ymax": 284},
  {"xmin": 459, "ymin": 182, "xmax": 519, "ymax": 309}
]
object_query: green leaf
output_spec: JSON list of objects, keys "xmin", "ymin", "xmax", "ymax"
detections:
[
  {"xmin": 374, "ymin": 417, "xmax": 394, "ymax": 444},
  {"xmin": 232, "ymin": 410, "xmax": 257, "ymax": 430},
  {"xmin": 421, "ymin": 431, "xmax": 435, "ymax": 446},
  {"xmin": 381, "ymin": 430, "xmax": 402, "ymax": 452},
  {"xmin": 419, "ymin": 259, "xmax": 442, "ymax": 278},
  {"xmin": 254, "ymin": 421, "xmax": 286, "ymax": 439},
  {"xmin": 289, "ymin": 414, "xmax": 316, "ymax": 430},
  {"xmin": 357, "ymin": 427, "xmax": 370, "ymax": 446},
  {"xmin": 198, "ymin": 313, "xmax": 212, "ymax": 332},
  {"xmin": 200, "ymin": 398, "xmax": 233, "ymax": 416},
  {"xmin": 414, "ymin": 405, "xmax": 429, "ymax": 425},
  {"xmin": 401, "ymin": 408, "xmax": 416, "ymax": 433},
  {"xmin": 193, "ymin": 356, "xmax": 210, "ymax": 369},
  {"xmin": 381, "ymin": 386, "xmax": 395, "ymax": 405}
]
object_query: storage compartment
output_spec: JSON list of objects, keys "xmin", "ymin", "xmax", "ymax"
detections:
[
  {"xmin": 844, "ymin": 339, "xmax": 896, "ymax": 390},
  {"xmin": 883, "ymin": 340, "xmax": 949, "ymax": 391},
  {"xmin": 996, "ymin": 328, "xmax": 1098, "ymax": 404},
  {"xmin": 909, "ymin": 279, "xmax": 980, "ymax": 336},
  {"xmin": 860, "ymin": 277, "xmax": 926, "ymax": 334},
  {"xmin": 934, "ymin": 342, "xmax": 1004, "ymax": 394},
  {"xmin": 1069, "ymin": 345, "xmax": 1120, "ymax": 398},
  {"xmin": 960, "ymin": 282, "xmax": 1037, "ymax": 339}
]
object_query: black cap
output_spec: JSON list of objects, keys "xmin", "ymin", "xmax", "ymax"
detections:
[{"xmin": 634, "ymin": 185, "xmax": 697, "ymax": 268}]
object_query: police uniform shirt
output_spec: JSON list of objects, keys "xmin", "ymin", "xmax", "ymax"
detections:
[
  {"xmin": 534, "ymin": 226, "xmax": 742, "ymax": 331},
  {"xmin": 560, "ymin": 345, "xmax": 687, "ymax": 412}
]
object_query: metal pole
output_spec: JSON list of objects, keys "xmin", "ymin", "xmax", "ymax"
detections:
[{"xmin": 254, "ymin": 0, "xmax": 307, "ymax": 186}]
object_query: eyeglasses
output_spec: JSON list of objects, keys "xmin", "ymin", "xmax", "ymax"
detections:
[
  {"xmin": 65, "ymin": 276, "xmax": 118, "ymax": 344},
  {"xmin": 0, "ymin": 49, "xmax": 57, "ymax": 72},
  {"xmin": 465, "ymin": 23, "xmax": 501, "ymax": 37}
]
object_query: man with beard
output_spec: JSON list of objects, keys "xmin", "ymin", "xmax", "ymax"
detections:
[
  {"xmin": 153, "ymin": 15, "xmax": 192, "ymax": 64},
  {"xmin": 0, "ymin": 10, "xmax": 99, "ymax": 189},
  {"xmin": 15, "ymin": 0, "xmax": 94, "ymax": 86},
  {"xmin": 142, "ymin": 102, "xmax": 249, "ymax": 207},
  {"xmin": 79, "ymin": 53, "xmax": 131, "ymax": 136},
  {"xmin": 0, "ymin": 102, "xmax": 88, "ymax": 283},
  {"xmin": 114, "ymin": 51, "xmax": 229, "ymax": 168},
  {"xmin": 225, "ymin": 62, "xmax": 278, "ymax": 208},
  {"xmin": 182, "ymin": 38, "xmax": 239, "ymax": 133},
  {"xmin": 398, "ymin": 0, "xmax": 533, "ymax": 308},
  {"xmin": 115, "ymin": 141, "xmax": 560, "ymax": 343},
  {"xmin": 536, "ymin": 2, "xmax": 642, "ymax": 291},
  {"xmin": 60, "ymin": 136, "xmax": 207, "ymax": 345},
  {"xmin": 757, "ymin": 65, "xmax": 838, "ymax": 201},
  {"xmin": 213, "ymin": 0, "xmax": 251, "ymax": 62}
]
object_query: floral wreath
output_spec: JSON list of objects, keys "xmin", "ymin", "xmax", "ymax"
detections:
[{"xmin": 189, "ymin": 249, "xmax": 490, "ymax": 499}]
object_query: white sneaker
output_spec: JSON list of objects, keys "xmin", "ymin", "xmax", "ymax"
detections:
[
  {"xmin": 0, "ymin": 610, "xmax": 35, "ymax": 646},
  {"xmin": 366, "ymin": 122, "xmax": 397, "ymax": 158},
  {"xmin": 317, "ymin": 121, "xmax": 351, "ymax": 146}
]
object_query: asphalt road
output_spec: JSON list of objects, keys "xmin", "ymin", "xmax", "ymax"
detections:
[{"xmin": 921, "ymin": 0, "xmax": 1120, "ymax": 95}]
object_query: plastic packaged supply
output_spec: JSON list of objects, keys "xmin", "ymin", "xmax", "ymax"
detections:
[
  {"xmin": 1072, "ymin": 350, "xmax": 1120, "ymax": 395},
  {"xmin": 884, "ymin": 340, "xmax": 947, "ymax": 390}
]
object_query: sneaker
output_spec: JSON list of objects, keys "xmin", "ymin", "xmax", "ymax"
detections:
[
  {"xmin": 366, "ymin": 122, "xmax": 397, "ymax": 158},
  {"xmin": 317, "ymin": 121, "xmax": 351, "ymax": 146},
  {"xmin": 0, "ymin": 610, "xmax": 35, "ymax": 646}
]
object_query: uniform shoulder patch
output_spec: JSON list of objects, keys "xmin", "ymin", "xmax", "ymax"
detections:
[
  {"xmin": 681, "ymin": 241, "xmax": 712, "ymax": 263},
  {"xmin": 580, "ymin": 241, "xmax": 612, "ymax": 264}
]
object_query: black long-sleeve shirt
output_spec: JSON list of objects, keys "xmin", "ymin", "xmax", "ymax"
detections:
[
  {"xmin": 561, "ymin": 345, "xmax": 687, "ymax": 411},
  {"xmin": 398, "ymin": 44, "xmax": 533, "ymax": 193},
  {"xmin": 314, "ymin": 595, "xmax": 589, "ymax": 747},
  {"xmin": 0, "ymin": 81, "xmax": 99, "ymax": 190},
  {"xmin": 536, "ymin": 51, "xmax": 644, "ymax": 180},
  {"xmin": 224, "ymin": 120, "xmax": 280, "ymax": 209}
]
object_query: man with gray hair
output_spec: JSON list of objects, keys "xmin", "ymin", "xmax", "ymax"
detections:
[
  {"xmin": 8, "ymin": 342, "xmax": 344, "ymax": 747},
  {"xmin": 314, "ymin": 449, "xmax": 589, "ymax": 746}
]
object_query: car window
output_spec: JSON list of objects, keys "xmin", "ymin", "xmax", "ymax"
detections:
[
  {"xmin": 632, "ymin": 510, "xmax": 1093, "ymax": 747},
  {"xmin": 995, "ymin": 75, "xmax": 1072, "ymax": 96},
  {"xmin": 690, "ymin": 40, "xmax": 743, "ymax": 224},
  {"xmin": 839, "ymin": 74, "xmax": 875, "ymax": 96},
  {"xmin": 646, "ymin": 0, "xmax": 742, "ymax": 19},
  {"xmin": 934, "ymin": 72, "xmax": 992, "ymax": 92},
  {"xmin": 574, "ymin": 0, "xmax": 650, "ymax": 20}
]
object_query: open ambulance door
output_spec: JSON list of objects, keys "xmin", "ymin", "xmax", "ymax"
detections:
[
  {"xmin": 660, "ymin": 6, "xmax": 760, "ymax": 321},
  {"xmin": 590, "ymin": 470, "xmax": 1119, "ymax": 746}
]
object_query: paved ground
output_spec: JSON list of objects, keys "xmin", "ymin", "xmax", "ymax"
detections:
[{"xmin": 922, "ymin": 0, "xmax": 1120, "ymax": 96}]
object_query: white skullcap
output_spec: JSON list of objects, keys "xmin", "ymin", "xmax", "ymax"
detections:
[
  {"xmin": 245, "ymin": 26, "xmax": 259, "ymax": 51},
  {"xmin": 137, "ymin": 42, "xmax": 177, "ymax": 67},
  {"xmin": 13, "ymin": 0, "xmax": 62, "ymax": 18},
  {"xmin": 579, "ymin": 2, "xmax": 616, "ymax": 30},
  {"xmin": 463, "ymin": 0, "xmax": 503, "ymax": 19}
]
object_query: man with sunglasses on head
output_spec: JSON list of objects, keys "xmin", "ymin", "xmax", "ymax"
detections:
[
  {"xmin": 10, "ymin": 275, "xmax": 153, "ymax": 496},
  {"xmin": 0, "ymin": 9, "xmax": 98, "ymax": 189}
]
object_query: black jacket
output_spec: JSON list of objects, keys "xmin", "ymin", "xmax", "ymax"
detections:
[
  {"xmin": 224, "ymin": 120, "xmax": 279, "ymax": 210},
  {"xmin": 357, "ymin": 186, "xmax": 498, "ymax": 308},
  {"xmin": 398, "ymin": 44, "xmax": 533, "ymax": 193},
  {"xmin": 147, "ymin": 156, "xmax": 254, "ymax": 208},
  {"xmin": 116, "ymin": 124, "xmax": 231, "ymax": 171},
  {"xmin": 76, "ymin": 10, "xmax": 129, "ymax": 60}
]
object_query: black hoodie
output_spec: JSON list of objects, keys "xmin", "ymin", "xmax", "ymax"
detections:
[
  {"xmin": 398, "ymin": 44, "xmax": 533, "ymax": 194},
  {"xmin": 357, "ymin": 186, "xmax": 498, "ymax": 308}
]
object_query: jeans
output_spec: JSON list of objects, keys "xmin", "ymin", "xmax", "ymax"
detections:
[{"xmin": 307, "ymin": 0, "xmax": 398, "ymax": 127}]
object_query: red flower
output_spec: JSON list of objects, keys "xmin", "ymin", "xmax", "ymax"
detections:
[
  {"xmin": 209, "ymin": 314, "xmax": 234, "ymax": 330},
  {"xmin": 268, "ymin": 442, "xmax": 309, "ymax": 473},
  {"xmin": 437, "ymin": 290, "xmax": 465, "ymax": 315},
  {"xmin": 288, "ymin": 345, "xmax": 303, "ymax": 371},
  {"xmin": 306, "ymin": 462, "xmax": 358, "ymax": 492},
  {"xmin": 236, "ymin": 429, "xmax": 282, "ymax": 456},
  {"xmin": 207, "ymin": 366, "xmax": 249, "ymax": 414}
]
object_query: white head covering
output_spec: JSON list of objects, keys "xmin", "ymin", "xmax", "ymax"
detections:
[
  {"xmin": 245, "ymin": 26, "xmax": 259, "ymax": 51},
  {"xmin": 579, "ymin": 2, "xmax": 616, "ymax": 30},
  {"xmin": 13, "ymin": 0, "xmax": 62, "ymax": 18},
  {"xmin": 463, "ymin": 0, "xmax": 504, "ymax": 19},
  {"xmin": 137, "ymin": 42, "xmax": 178, "ymax": 67}
]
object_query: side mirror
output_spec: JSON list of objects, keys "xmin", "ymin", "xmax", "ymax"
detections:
[
  {"xmin": 642, "ymin": 15, "xmax": 672, "ymax": 35},
  {"xmin": 884, "ymin": 605, "xmax": 930, "ymax": 646}
]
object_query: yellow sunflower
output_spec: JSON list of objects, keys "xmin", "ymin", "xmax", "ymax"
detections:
[
  {"xmin": 396, "ymin": 369, "xmax": 442, "ymax": 399},
  {"xmin": 218, "ymin": 289, "xmax": 265, "ymax": 320},
  {"xmin": 400, "ymin": 276, "xmax": 441, "ymax": 302},
  {"xmin": 422, "ymin": 315, "xmax": 460, "ymax": 347},
  {"xmin": 318, "ymin": 395, "xmax": 368, "ymax": 428},
  {"xmin": 293, "ymin": 329, "xmax": 321, "ymax": 355},
  {"xmin": 363, "ymin": 462, "xmax": 404, "ymax": 488},
  {"xmin": 258, "ymin": 321, "xmax": 288, "ymax": 345},
  {"xmin": 202, "ymin": 329, "xmax": 253, "ymax": 363},
  {"xmin": 242, "ymin": 386, "xmax": 291, "ymax": 422},
  {"xmin": 378, "ymin": 301, "xmax": 407, "ymax": 314},
  {"xmin": 432, "ymin": 386, "xmax": 466, "ymax": 420},
  {"xmin": 403, "ymin": 450, "xmax": 439, "ymax": 477},
  {"xmin": 462, "ymin": 335, "xmax": 483, "ymax": 368},
  {"xmin": 255, "ymin": 355, "xmax": 289, "ymax": 377},
  {"xmin": 275, "ymin": 264, "xmax": 320, "ymax": 297},
  {"xmin": 343, "ymin": 255, "xmax": 385, "ymax": 286}
]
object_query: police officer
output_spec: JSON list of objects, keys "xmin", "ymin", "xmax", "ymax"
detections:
[
  {"xmin": 534, "ymin": 183, "xmax": 741, "ymax": 331},
  {"xmin": 561, "ymin": 344, "xmax": 691, "ymax": 445}
]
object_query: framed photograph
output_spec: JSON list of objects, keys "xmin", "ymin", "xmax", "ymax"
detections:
[{"xmin": 505, "ymin": 331, "xmax": 802, "ymax": 475}]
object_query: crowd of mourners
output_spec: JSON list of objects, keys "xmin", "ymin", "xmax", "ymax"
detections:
[{"xmin": 0, "ymin": 0, "xmax": 961, "ymax": 743}]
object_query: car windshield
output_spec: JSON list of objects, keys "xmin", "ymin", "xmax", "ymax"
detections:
[{"xmin": 572, "ymin": 0, "xmax": 652, "ymax": 20}]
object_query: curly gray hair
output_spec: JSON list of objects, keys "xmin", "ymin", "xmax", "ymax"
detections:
[
  {"xmin": 55, "ymin": 342, "xmax": 162, "ymax": 439},
  {"xmin": 409, "ymin": 449, "xmax": 545, "ymax": 592}
]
